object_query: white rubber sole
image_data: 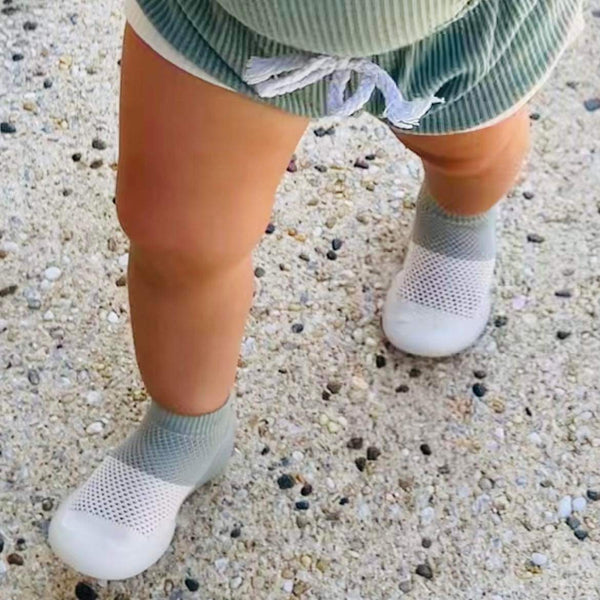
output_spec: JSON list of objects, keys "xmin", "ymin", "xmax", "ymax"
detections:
[{"xmin": 49, "ymin": 428, "xmax": 235, "ymax": 580}]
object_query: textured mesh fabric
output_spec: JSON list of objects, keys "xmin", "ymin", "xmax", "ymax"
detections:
[
  {"xmin": 68, "ymin": 398, "xmax": 236, "ymax": 536},
  {"xmin": 395, "ymin": 188, "xmax": 497, "ymax": 318}
]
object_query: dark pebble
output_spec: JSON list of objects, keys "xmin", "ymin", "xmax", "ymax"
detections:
[
  {"xmin": 184, "ymin": 578, "xmax": 200, "ymax": 592},
  {"xmin": 574, "ymin": 529, "xmax": 589, "ymax": 541},
  {"xmin": 260, "ymin": 445, "xmax": 270, "ymax": 455},
  {"xmin": 230, "ymin": 527, "xmax": 241, "ymax": 538},
  {"xmin": 2, "ymin": 6, "xmax": 19, "ymax": 15},
  {"xmin": 75, "ymin": 582, "xmax": 97, "ymax": 600},
  {"xmin": 92, "ymin": 138, "xmax": 107, "ymax": 150},
  {"xmin": 23, "ymin": 20, "xmax": 38, "ymax": 31},
  {"xmin": 366, "ymin": 446, "xmax": 381, "ymax": 461},
  {"xmin": 43, "ymin": 78, "xmax": 53, "ymax": 89},
  {"xmin": 395, "ymin": 384, "xmax": 409, "ymax": 393},
  {"xmin": 421, "ymin": 537, "xmax": 432, "ymax": 549},
  {"xmin": 0, "ymin": 284, "xmax": 18, "ymax": 297},
  {"xmin": 277, "ymin": 474, "xmax": 295, "ymax": 490},
  {"xmin": 286, "ymin": 158, "xmax": 297, "ymax": 173},
  {"xmin": 554, "ymin": 289, "xmax": 572, "ymax": 298},
  {"xmin": 415, "ymin": 563, "xmax": 434, "ymax": 580},
  {"xmin": 522, "ymin": 191, "xmax": 535, "ymax": 199},
  {"xmin": 90, "ymin": 159, "xmax": 103, "ymax": 169},
  {"xmin": 291, "ymin": 323, "xmax": 304, "ymax": 333},
  {"xmin": 420, "ymin": 443, "xmax": 432, "ymax": 456},
  {"xmin": 314, "ymin": 126, "xmax": 335, "ymax": 136},
  {"xmin": 7, "ymin": 553, "xmax": 24, "ymax": 566},
  {"xmin": 473, "ymin": 369, "xmax": 487, "ymax": 379},
  {"xmin": 27, "ymin": 369, "xmax": 40, "ymax": 385},
  {"xmin": 295, "ymin": 501, "xmax": 310, "ymax": 510},
  {"xmin": 566, "ymin": 515, "xmax": 581, "ymax": 531},
  {"xmin": 525, "ymin": 406, "xmax": 532, "ymax": 417},
  {"xmin": 326, "ymin": 250, "xmax": 337, "ymax": 260},
  {"xmin": 62, "ymin": 188, "xmax": 73, "ymax": 197},
  {"xmin": 339, "ymin": 497, "xmax": 349, "ymax": 505},
  {"xmin": 472, "ymin": 383, "xmax": 487, "ymax": 398},
  {"xmin": 583, "ymin": 98, "xmax": 600, "ymax": 112},
  {"xmin": 409, "ymin": 368, "xmax": 421, "ymax": 378},
  {"xmin": 556, "ymin": 330, "xmax": 572, "ymax": 340},
  {"xmin": 254, "ymin": 266, "xmax": 265, "ymax": 278},
  {"xmin": 299, "ymin": 252, "xmax": 310, "ymax": 262},
  {"xmin": 586, "ymin": 490, "xmax": 600, "ymax": 501},
  {"xmin": 300, "ymin": 483, "xmax": 313, "ymax": 496},
  {"xmin": 265, "ymin": 223, "xmax": 275, "ymax": 234},
  {"xmin": 326, "ymin": 381, "xmax": 341, "ymax": 394},
  {"xmin": 331, "ymin": 238, "xmax": 343, "ymax": 251},
  {"xmin": 592, "ymin": 9, "xmax": 600, "ymax": 17},
  {"xmin": 355, "ymin": 457, "xmax": 367, "ymax": 472},
  {"xmin": 12, "ymin": 53, "xmax": 24, "ymax": 61},
  {"xmin": 1, "ymin": 122, "xmax": 16, "ymax": 134},
  {"xmin": 15, "ymin": 538, "xmax": 26, "ymax": 551},
  {"xmin": 527, "ymin": 233, "xmax": 545, "ymax": 244},
  {"xmin": 322, "ymin": 390, "xmax": 330, "ymax": 401},
  {"xmin": 375, "ymin": 354, "xmax": 386, "ymax": 368},
  {"xmin": 116, "ymin": 274, "xmax": 127, "ymax": 287},
  {"xmin": 494, "ymin": 315, "xmax": 508, "ymax": 327},
  {"xmin": 41, "ymin": 497, "xmax": 54, "ymax": 511},
  {"xmin": 347, "ymin": 437, "xmax": 364, "ymax": 450},
  {"xmin": 529, "ymin": 112, "xmax": 541, "ymax": 121},
  {"xmin": 354, "ymin": 158, "xmax": 369, "ymax": 169},
  {"xmin": 365, "ymin": 153, "xmax": 376, "ymax": 161},
  {"xmin": 314, "ymin": 164, "xmax": 327, "ymax": 173},
  {"xmin": 72, "ymin": 152, "xmax": 82, "ymax": 162}
]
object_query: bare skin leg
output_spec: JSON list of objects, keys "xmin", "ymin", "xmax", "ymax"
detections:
[
  {"xmin": 116, "ymin": 25, "xmax": 308, "ymax": 416},
  {"xmin": 393, "ymin": 106, "xmax": 531, "ymax": 214}
]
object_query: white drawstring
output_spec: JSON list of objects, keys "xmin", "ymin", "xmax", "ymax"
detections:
[{"xmin": 243, "ymin": 54, "xmax": 444, "ymax": 129}]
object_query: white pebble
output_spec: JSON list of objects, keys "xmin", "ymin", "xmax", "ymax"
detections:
[
  {"xmin": 214, "ymin": 558, "xmax": 229, "ymax": 573},
  {"xmin": 118, "ymin": 253, "xmax": 129, "ymax": 267},
  {"xmin": 86, "ymin": 391, "xmax": 103, "ymax": 406},
  {"xmin": 558, "ymin": 496, "xmax": 572, "ymax": 518},
  {"xmin": 292, "ymin": 451, "xmax": 304, "ymax": 462},
  {"xmin": 107, "ymin": 311, "xmax": 119, "ymax": 323},
  {"xmin": 572, "ymin": 496, "xmax": 587, "ymax": 513},
  {"xmin": 44, "ymin": 266, "xmax": 62, "ymax": 281},
  {"xmin": 282, "ymin": 580, "xmax": 294, "ymax": 593},
  {"xmin": 351, "ymin": 376, "xmax": 369, "ymax": 390},
  {"xmin": 43, "ymin": 310, "xmax": 54, "ymax": 321},
  {"xmin": 531, "ymin": 552, "xmax": 548, "ymax": 567},
  {"xmin": 327, "ymin": 421, "xmax": 340, "ymax": 433},
  {"xmin": 230, "ymin": 576, "xmax": 242, "ymax": 590},
  {"xmin": 528, "ymin": 432, "xmax": 543, "ymax": 446},
  {"xmin": 86, "ymin": 421, "xmax": 104, "ymax": 435},
  {"xmin": 420, "ymin": 506, "xmax": 435, "ymax": 525}
]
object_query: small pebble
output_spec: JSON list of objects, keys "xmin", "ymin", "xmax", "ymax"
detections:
[
  {"xmin": 291, "ymin": 323, "xmax": 304, "ymax": 333},
  {"xmin": 12, "ymin": 53, "xmax": 24, "ymax": 61},
  {"xmin": 286, "ymin": 158, "xmax": 298, "ymax": 173},
  {"xmin": 527, "ymin": 233, "xmax": 545, "ymax": 243},
  {"xmin": 355, "ymin": 457, "xmax": 367, "ymax": 472},
  {"xmin": 184, "ymin": 578, "xmax": 200, "ymax": 592},
  {"xmin": 75, "ymin": 582, "xmax": 97, "ymax": 600},
  {"xmin": 409, "ymin": 368, "xmax": 421, "ymax": 378},
  {"xmin": 415, "ymin": 563, "xmax": 433, "ymax": 580},
  {"xmin": 531, "ymin": 553, "xmax": 548, "ymax": 567},
  {"xmin": 265, "ymin": 223, "xmax": 275, "ymax": 234},
  {"xmin": 339, "ymin": 497, "xmax": 349, "ymax": 505},
  {"xmin": 420, "ymin": 443, "xmax": 432, "ymax": 456},
  {"xmin": 0, "ymin": 285, "xmax": 18, "ymax": 297},
  {"xmin": 41, "ymin": 498, "xmax": 54, "ymax": 512},
  {"xmin": 27, "ymin": 369, "xmax": 40, "ymax": 385},
  {"xmin": 572, "ymin": 496, "xmax": 587, "ymax": 513},
  {"xmin": 566, "ymin": 515, "xmax": 581, "ymax": 531},
  {"xmin": 586, "ymin": 490, "xmax": 600, "ymax": 501},
  {"xmin": 0, "ymin": 122, "xmax": 16, "ymax": 134},
  {"xmin": 72, "ymin": 152, "xmax": 82, "ymax": 162},
  {"xmin": 23, "ymin": 20, "xmax": 38, "ymax": 31},
  {"xmin": 522, "ymin": 191, "xmax": 535, "ymax": 199},
  {"xmin": 529, "ymin": 112, "xmax": 541, "ymax": 120},
  {"xmin": 91, "ymin": 138, "xmax": 107, "ymax": 150},
  {"xmin": 230, "ymin": 527, "xmax": 241, "ymax": 539},
  {"xmin": 44, "ymin": 266, "xmax": 62, "ymax": 281},
  {"xmin": 326, "ymin": 381, "xmax": 341, "ymax": 394},
  {"xmin": 472, "ymin": 383, "xmax": 487, "ymax": 398},
  {"xmin": 366, "ymin": 446, "xmax": 381, "ymax": 461},
  {"xmin": 554, "ymin": 289, "xmax": 572, "ymax": 298},
  {"xmin": 277, "ymin": 474, "xmax": 295, "ymax": 490},
  {"xmin": 558, "ymin": 496, "xmax": 572, "ymax": 518},
  {"xmin": 86, "ymin": 422, "xmax": 104, "ymax": 435},
  {"xmin": 7, "ymin": 553, "xmax": 23, "ymax": 566},
  {"xmin": 347, "ymin": 437, "xmax": 364, "ymax": 450},
  {"xmin": 354, "ymin": 158, "xmax": 369, "ymax": 169},
  {"xmin": 494, "ymin": 315, "xmax": 508, "ymax": 327},
  {"xmin": 314, "ymin": 164, "xmax": 327, "ymax": 173},
  {"xmin": 295, "ymin": 501, "xmax": 310, "ymax": 510},
  {"xmin": 583, "ymin": 98, "xmax": 600, "ymax": 112},
  {"xmin": 574, "ymin": 529, "xmax": 589, "ymax": 541},
  {"xmin": 399, "ymin": 581, "xmax": 412, "ymax": 593},
  {"xmin": 375, "ymin": 354, "xmax": 386, "ymax": 368},
  {"xmin": 331, "ymin": 238, "xmax": 343, "ymax": 251},
  {"xmin": 556, "ymin": 330, "xmax": 571, "ymax": 340},
  {"xmin": 473, "ymin": 369, "xmax": 487, "ymax": 379},
  {"xmin": 300, "ymin": 483, "xmax": 313, "ymax": 496},
  {"xmin": 396, "ymin": 384, "xmax": 409, "ymax": 393},
  {"xmin": 89, "ymin": 159, "xmax": 103, "ymax": 169},
  {"xmin": 43, "ymin": 78, "xmax": 53, "ymax": 89},
  {"xmin": 254, "ymin": 266, "xmax": 265, "ymax": 278},
  {"xmin": 326, "ymin": 250, "xmax": 337, "ymax": 260}
]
